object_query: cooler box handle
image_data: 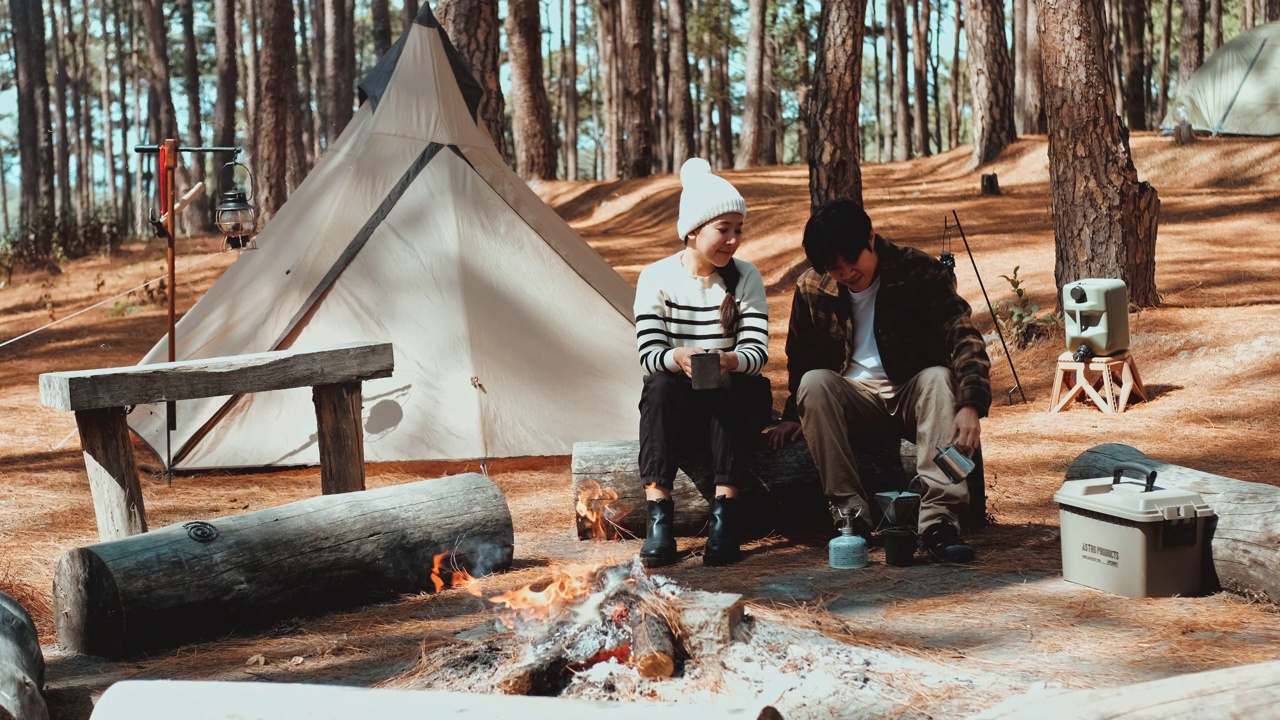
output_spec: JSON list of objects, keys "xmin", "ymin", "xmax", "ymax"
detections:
[{"xmin": 1112, "ymin": 461, "xmax": 1158, "ymax": 492}]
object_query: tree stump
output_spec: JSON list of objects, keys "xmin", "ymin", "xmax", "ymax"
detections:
[
  {"xmin": 572, "ymin": 438, "xmax": 987, "ymax": 539},
  {"xmin": 54, "ymin": 473, "xmax": 514, "ymax": 658},
  {"xmin": 981, "ymin": 173, "xmax": 1001, "ymax": 195},
  {"xmin": 1066, "ymin": 444, "xmax": 1280, "ymax": 602},
  {"xmin": 0, "ymin": 591, "xmax": 48, "ymax": 720}
]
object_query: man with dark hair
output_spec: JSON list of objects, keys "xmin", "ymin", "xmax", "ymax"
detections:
[{"xmin": 767, "ymin": 199, "xmax": 991, "ymax": 562}]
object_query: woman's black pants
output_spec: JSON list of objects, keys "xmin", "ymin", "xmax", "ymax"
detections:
[{"xmin": 638, "ymin": 371, "xmax": 772, "ymax": 490}]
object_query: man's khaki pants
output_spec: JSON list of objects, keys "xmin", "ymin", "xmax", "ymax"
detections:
[{"xmin": 797, "ymin": 367, "xmax": 969, "ymax": 532}]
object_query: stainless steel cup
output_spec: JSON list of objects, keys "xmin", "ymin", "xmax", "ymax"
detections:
[
  {"xmin": 934, "ymin": 445, "xmax": 976, "ymax": 484},
  {"xmin": 690, "ymin": 352, "xmax": 722, "ymax": 390}
]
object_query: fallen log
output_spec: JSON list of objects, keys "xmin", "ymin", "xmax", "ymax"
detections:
[
  {"xmin": 572, "ymin": 438, "xmax": 987, "ymax": 539},
  {"xmin": 88, "ymin": 680, "xmax": 785, "ymax": 720},
  {"xmin": 0, "ymin": 592, "xmax": 48, "ymax": 720},
  {"xmin": 54, "ymin": 473, "xmax": 514, "ymax": 658},
  {"xmin": 1066, "ymin": 444, "xmax": 1280, "ymax": 602},
  {"xmin": 970, "ymin": 658, "xmax": 1280, "ymax": 719},
  {"xmin": 672, "ymin": 590, "xmax": 745, "ymax": 658},
  {"xmin": 630, "ymin": 606, "xmax": 677, "ymax": 679}
]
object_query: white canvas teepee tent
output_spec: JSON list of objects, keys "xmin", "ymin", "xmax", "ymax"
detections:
[
  {"xmin": 129, "ymin": 6, "xmax": 642, "ymax": 469},
  {"xmin": 1161, "ymin": 21, "xmax": 1280, "ymax": 136}
]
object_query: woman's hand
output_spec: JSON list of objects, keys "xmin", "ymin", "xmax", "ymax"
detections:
[
  {"xmin": 708, "ymin": 349, "xmax": 739, "ymax": 375},
  {"xmin": 672, "ymin": 346, "xmax": 699, "ymax": 377}
]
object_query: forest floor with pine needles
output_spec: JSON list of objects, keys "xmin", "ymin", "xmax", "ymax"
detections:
[{"xmin": 3, "ymin": 132, "xmax": 1280, "ymax": 719}]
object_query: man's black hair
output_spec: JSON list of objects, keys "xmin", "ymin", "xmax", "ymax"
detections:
[{"xmin": 802, "ymin": 199, "xmax": 874, "ymax": 274}]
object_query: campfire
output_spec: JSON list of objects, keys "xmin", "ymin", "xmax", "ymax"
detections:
[{"xmin": 575, "ymin": 480, "xmax": 633, "ymax": 541}]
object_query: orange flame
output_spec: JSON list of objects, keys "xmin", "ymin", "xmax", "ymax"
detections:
[
  {"xmin": 429, "ymin": 552, "xmax": 483, "ymax": 596},
  {"xmin": 576, "ymin": 481, "xmax": 626, "ymax": 540},
  {"xmin": 488, "ymin": 565, "xmax": 597, "ymax": 621}
]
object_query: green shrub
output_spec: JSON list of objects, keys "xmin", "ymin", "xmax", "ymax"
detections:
[{"xmin": 993, "ymin": 266, "xmax": 1060, "ymax": 349}]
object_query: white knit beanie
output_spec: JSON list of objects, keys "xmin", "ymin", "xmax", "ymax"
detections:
[{"xmin": 677, "ymin": 158, "xmax": 747, "ymax": 241}]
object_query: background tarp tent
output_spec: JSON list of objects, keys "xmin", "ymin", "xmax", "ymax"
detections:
[
  {"xmin": 1161, "ymin": 21, "xmax": 1280, "ymax": 136},
  {"xmin": 128, "ymin": 5, "xmax": 642, "ymax": 469}
]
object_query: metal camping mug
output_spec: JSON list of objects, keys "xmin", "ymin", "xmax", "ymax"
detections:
[
  {"xmin": 934, "ymin": 445, "xmax": 976, "ymax": 484},
  {"xmin": 690, "ymin": 351, "xmax": 722, "ymax": 390}
]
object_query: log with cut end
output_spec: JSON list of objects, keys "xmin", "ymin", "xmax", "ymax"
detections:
[
  {"xmin": 630, "ymin": 606, "xmax": 677, "ymax": 679},
  {"xmin": 1066, "ymin": 444, "xmax": 1280, "ymax": 602},
  {"xmin": 54, "ymin": 474, "xmax": 513, "ymax": 658},
  {"xmin": 970, "ymin": 658, "xmax": 1280, "ymax": 719},
  {"xmin": 0, "ymin": 591, "xmax": 48, "ymax": 720},
  {"xmin": 672, "ymin": 591, "xmax": 745, "ymax": 658},
  {"xmin": 572, "ymin": 438, "xmax": 987, "ymax": 538}
]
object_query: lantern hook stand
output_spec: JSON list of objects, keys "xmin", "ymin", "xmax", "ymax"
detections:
[
  {"xmin": 133, "ymin": 141, "xmax": 244, "ymax": 480},
  {"xmin": 941, "ymin": 210, "xmax": 1027, "ymax": 406}
]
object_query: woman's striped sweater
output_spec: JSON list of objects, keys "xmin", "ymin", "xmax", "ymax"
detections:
[{"xmin": 633, "ymin": 252, "xmax": 770, "ymax": 376}]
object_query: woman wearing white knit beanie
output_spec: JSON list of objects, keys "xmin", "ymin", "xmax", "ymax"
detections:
[{"xmin": 632, "ymin": 158, "xmax": 772, "ymax": 568}]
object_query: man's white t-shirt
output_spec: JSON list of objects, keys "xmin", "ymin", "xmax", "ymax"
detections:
[{"xmin": 842, "ymin": 277, "xmax": 889, "ymax": 382}]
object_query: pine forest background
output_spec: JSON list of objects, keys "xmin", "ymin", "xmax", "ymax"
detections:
[{"xmin": 1, "ymin": 0, "xmax": 1277, "ymax": 266}]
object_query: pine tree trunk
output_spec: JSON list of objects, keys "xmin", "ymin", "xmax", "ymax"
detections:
[
  {"xmin": 372, "ymin": 0, "xmax": 392, "ymax": 56},
  {"xmin": 963, "ymin": 0, "xmax": 1016, "ymax": 166},
  {"xmin": 761, "ymin": 3, "xmax": 778, "ymax": 165},
  {"xmin": 869, "ymin": 1, "xmax": 882, "ymax": 162},
  {"xmin": 1268, "ymin": 0, "xmax": 1280, "ymax": 23},
  {"xmin": 296, "ymin": 0, "xmax": 317, "ymax": 168},
  {"xmin": 1243, "ymin": 0, "xmax": 1254, "ymax": 29},
  {"xmin": 50, "ymin": 0, "xmax": 73, "ymax": 219},
  {"xmin": 667, "ymin": 0, "xmax": 693, "ymax": 169},
  {"xmin": 891, "ymin": 0, "xmax": 912, "ymax": 160},
  {"xmin": 65, "ymin": 0, "xmax": 85, "ymax": 221},
  {"xmin": 243, "ymin": 0, "xmax": 260, "ymax": 167},
  {"xmin": 402, "ymin": 0, "xmax": 419, "ymax": 32},
  {"xmin": 566, "ymin": 0, "xmax": 580, "ymax": 179},
  {"xmin": 113, "ymin": 0, "xmax": 133, "ymax": 231},
  {"xmin": 1206, "ymin": 0, "xmax": 1221, "ymax": 51},
  {"xmin": 911, "ymin": 0, "xmax": 931, "ymax": 157},
  {"xmin": 1040, "ymin": 0, "xmax": 1160, "ymax": 309},
  {"xmin": 930, "ymin": 4, "xmax": 941, "ymax": 150},
  {"xmin": 437, "ymin": 0, "xmax": 508, "ymax": 160},
  {"xmin": 138, "ymin": 0, "xmax": 179, "ymax": 139},
  {"xmin": 737, "ymin": 0, "xmax": 766, "ymax": 168},
  {"xmin": 618, "ymin": 0, "xmax": 655, "ymax": 178},
  {"xmin": 311, "ymin": 0, "xmax": 327, "ymax": 152},
  {"xmin": 1024, "ymin": 0, "xmax": 1045, "ymax": 133},
  {"xmin": 180, "ymin": 0, "xmax": 207, "ymax": 231},
  {"xmin": 99, "ymin": 0, "xmax": 118, "ymax": 217},
  {"xmin": 1014, "ymin": 0, "xmax": 1027, "ymax": 134},
  {"xmin": 653, "ymin": 0, "xmax": 670, "ymax": 174},
  {"xmin": 883, "ymin": 2, "xmax": 895, "ymax": 161},
  {"xmin": 949, "ymin": 2, "xmax": 960, "ymax": 148},
  {"xmin": 78, "ymin": 0, "xmax": 95, "ymax": 219},
  {"xmin": 699, "ymin": 19, "xmax": 714, "ymax": 161},
  {"xmin": 259, "ymin": 0, "xmax": 301, "ymax": 219},
  {"xmin": 1158, "ymin": 0, "xmax": 1172, "ymax": 121},
  {"xmin": 214, "ymin": 0, "xmax": 238, "ymax": 195},
  {"xmin": 1121, "ymin": 0, "xmax": 1147, "ymax": 130},
  {"xmin": 507, "ymin": 0, "xmax": 557, "ymax": 179},
  {"xmin": 324, "ymin": 0, "xmax": 354, "ymax": 140},
  {"xmin": 1179, "ymin": 0, "xmax": 1204, "ymax": 87},
  {"xmin": 13, "ymin": 0, "xmax": 56, "ymax": 223},
  {"xmin": 807, "ymin": 0, "xmax": 865, "ymax": 210},
  {"xmin": 794, "ymin": 0, "xmax": 810, "ymax": 165},
  {"xmin": 716, "ymin": 44, "xmax": 733, "ymax": 169},
  {"xmin": 132, "ymin": 0, "xmax": 148, "ymax": 236}
]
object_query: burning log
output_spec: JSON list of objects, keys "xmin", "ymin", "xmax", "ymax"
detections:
[
  {"xmin": 0, "ymin": 591, "xmax": 48, "ymax": 720},
  {"xmin": 572, "ymin": 439, "xmax": 988, "ymax": 539},
  {"xmin": 1066, "ymin": 444, "xmax": 1280, "ymax": 602},
  {"xmin": 54, "ymin": 474, "xmax": 514, "ymax": 658},
  {"xmin": 630, "ymin": 606, "xmax": 676, "ymax": 679}
]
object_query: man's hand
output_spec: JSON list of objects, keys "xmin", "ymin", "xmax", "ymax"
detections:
[
  {"xmin": 672, "ymin": 346, "xmax": 700, "ymax": 378},
  {"xmin": 767, "ymin": 421, "xmax": 803, "ymax": 450},
  {"xmin": 949, "ymin": 406, "xmax": 981, "ymax": 455}
]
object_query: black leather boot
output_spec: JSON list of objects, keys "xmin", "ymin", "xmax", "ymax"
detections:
[
  {"xmin": 640, "ymin": 499, "xmax": 677, "ymax": 567},
  {"xmin": 704, "ymin": 495, "xmax": 742, "ymax": 566}
]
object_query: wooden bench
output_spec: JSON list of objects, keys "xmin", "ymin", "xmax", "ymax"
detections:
[{"xmin": 39, "ymin": 342, "xmax": 395, "ymax": 541}]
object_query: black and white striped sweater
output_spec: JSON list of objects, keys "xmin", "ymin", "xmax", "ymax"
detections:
[{"xmin": 634, "ymin": 252, "xmax": 769, "ymax": 376}]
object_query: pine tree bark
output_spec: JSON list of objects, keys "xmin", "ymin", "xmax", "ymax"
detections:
[
  {"xmin": 883, "ymin": 3, "xmax": 895, "ymax": 161},
  {"xmin": 566, "ymin": 0, "xmax": 580, "ymax": 178},
  {"xmin": 869, "ymin": 1, "xmax": 882, "ymax": 162},
  {"xmin": 653, "ymin": 0, "xmax": 670, "ymax": 173},
  {"xmin": 911, "ymin": 0, "xmax": 931, "ymax": 157},
  {"xmin": 1206, "ymin": 0, "xmax": 1221, "ymax": 51},
  {"xmin": 807, "ymin": 0, "xmax": 865, "ymax": 210},
  {"xmin": 948, "ymin": 2, "xmax": 960, "ymax": 148},
  {"xmin": 437, "ymin": 0, "xmax": 508, "ymax": 159},
  {"xmin": 891, "ymin": 0, "xmax": 912, "ymax": 160},
  {"xmin": 1120, "ymin": 0, "xmax": 1147, "ymax": 130},
  {"xmin": 372, "ymin": 0, "xmax": 392, "ymax": 56},
  {"xmin": 324, "ymin": 0, "xmax": 354, "ymax": 140},
  {"xmin": 242, "ymin": 0, "xmax": 260, "ymax": 166},
  {"xmin": 138, "ymin": 0, "xmax": 179, "ymax": 138},
  {"xmin": 99, "ymin": 0, "xmax": 118, "ymax": 216},
  {"xmin": 1179, "ymin": 0, "xmax": 1204, "ymax": 87},
  {"xmin": 402, "ymin": 0, "xmax": 419, "ymax": 31},
  {"xmin": 12, "ymin": 0, "xmax": 56, "ymax": 223},
  {"xmin": 962, "ymin": 0, "xmax": 1016, "ymax": 166},
  {"xmin": 259, "ymin": 0, "xmax": 302, "ymax": 219},
  {"xmin": 930, "ymin": 5, "xmax": 941, "ymax": 149},
  {"xmin": 1023, "ymin": 0, "xmax": 1045, "ymax": 133},
  {"xmin": 1268, "ymin": 0, "xmax": 1280, "ymax": 23},
  {"xmin": 794, "ymin": 0, "xmax": 810, "ymax": 165},
  {"xmin": 699, "ymin": 15, "xmax": 714, "ymax": 162},
  {"xmin": 179, "ymin": 0, "xmax": 207, "ymax": 231},
  {"xmin": 507, "ymin": 0, "xmax": 557, "ymax": 180},
  {"xmin": 1014, "ymin": 0, "xmax": 1027, "ymax": 134},
  {"xmin": 1040, "ymin": 0, "xmax": 1160, "ymax": 309},
  {"xmin": 618, "ymin": 0, "xmax": 655, "ymax": 178},
  {"xmin": 667, "ymin": 0, "xmax": 694, "ymax": 170},
  {"xmin": 1158, "ymin": 0, "xmax": 1172, "ymax": 121},
  {"xmin": 297, "ymin": 0, "xmax": 317, "ymax": 167},
  {"xmin": 716, "ymin": 44, "xmax": 733, "ymax": 169},
  {"xmin": 599, "ymin": 0, "xmax": 622, "ymax": 178},
  {"xmin": 214, "ymin": 0, "xmax": 238, "ymax": 195},
  {"xmin": 66, "ymin": 0, "xmax": 87, "ymax": 220},
  {"xmin": 113, "ymin": 0, "xmax": 132, "ymax": 230},
  {"xmin": 1243, "ymin": 0, "xmax": 1254, "ymax": 28},
  {"xmin": 736, "ymin": 0, "xmax": 767, "ymax": 168},
  {"xmin": 761, "ymin": 1, "xmax": 779, "ymax": 165}
]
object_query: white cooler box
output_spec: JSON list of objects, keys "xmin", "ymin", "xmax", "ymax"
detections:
[{"xmin": 1055, "ymin": 462, "xmax": 1214, "ymax": 598}]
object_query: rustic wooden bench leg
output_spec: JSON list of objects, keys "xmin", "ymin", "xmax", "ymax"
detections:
[
  {"xmin": 73, "ymin": 407, "xmax": 147, "ymax": 541},
  {"xmin": 313, "ymin": 382, "xmax": 366, "ymax": 494}
]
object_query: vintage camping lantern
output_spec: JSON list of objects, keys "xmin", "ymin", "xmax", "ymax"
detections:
[{"xmin": 216, "ymin": 160, "xmax": 258, "ymax": 251}]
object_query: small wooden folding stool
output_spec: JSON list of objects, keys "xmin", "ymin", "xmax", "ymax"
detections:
[{"xmin": 1049, "ymin": 350, "xmax": 1147, "ymax": 414}]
